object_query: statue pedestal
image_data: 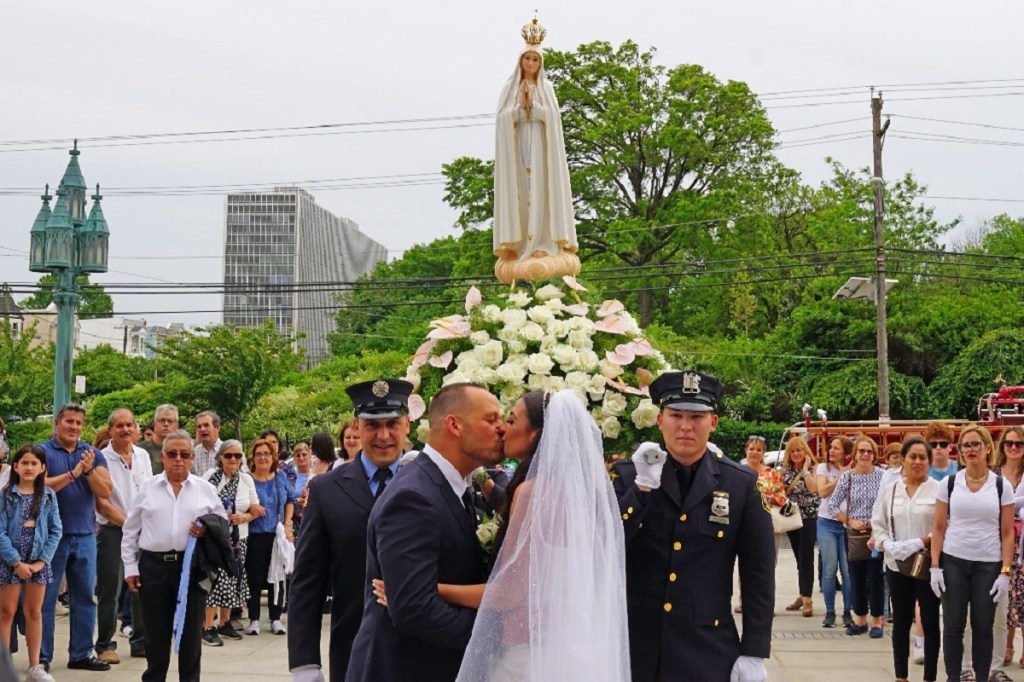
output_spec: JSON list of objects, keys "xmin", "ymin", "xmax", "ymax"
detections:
[{"xmin": 494, "ymin": 251, "xmax": 581, "ymax": 284}]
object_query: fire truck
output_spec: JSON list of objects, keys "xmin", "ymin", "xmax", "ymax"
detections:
[{"xmin": 781, "ymin": 385, "xmax": 1024, "ymax": 461}]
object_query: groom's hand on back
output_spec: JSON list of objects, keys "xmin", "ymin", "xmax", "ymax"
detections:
[{"xmin": 632, "ymin": 442, "xmax": 667, "ymax": 490}]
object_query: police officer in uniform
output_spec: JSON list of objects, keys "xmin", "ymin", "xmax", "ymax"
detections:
[
  {"xmin": 288, "ymin": 379, "xmax": 412, "ymax": 682},
  {"xmin": 612, "ymin": 370, "xmax": 775, "ymax": 682}
]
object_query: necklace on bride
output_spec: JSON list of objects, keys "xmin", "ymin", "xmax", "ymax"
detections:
[{"xmin": 966, "ymin": 473, "xmax": 988, "ymax": 483}]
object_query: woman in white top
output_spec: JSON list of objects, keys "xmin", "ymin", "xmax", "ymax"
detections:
[
  {"xmin": 932, "ymin": 424, "xmax": 1015, "ymax": 682},
  {"xmin": 201, "ymin": 439, "xmax": 260, "ymax": 646},
  {"xmin": 872, "ymin": 436, "xmax": 940, "ymax": 682},
  {"xmin": 815, "ymin": 435, "xmax": 854, "ymax": 629}
]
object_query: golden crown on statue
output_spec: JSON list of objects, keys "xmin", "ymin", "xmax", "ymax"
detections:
[{"xmin": 521, "ymin": 15, "xmax": 547, "ymax": 46}]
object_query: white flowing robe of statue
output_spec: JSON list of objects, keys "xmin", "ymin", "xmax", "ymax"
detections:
[
  {"xmin": 455, "ymin": 391, "xmax": 630, "ymax": 682},
  {"xmin": 493, "ymin": 48, "xmax": 577, "ymax": 260}
]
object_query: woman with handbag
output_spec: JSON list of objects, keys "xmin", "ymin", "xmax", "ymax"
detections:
[
  {"xmin": 931, "ymin": 424, "xmax": 1015, "ymax": 682},
  {"xmin": 997, "ymin": 426, "xmax": 1024, "ymax": 668},
  {"xmin": 828, "ymin": 435, "xmax": 885, "ymax": 638},
  {"xmin": 744, "ymin": 435, "xmax": 788, "ymax": 554},
  {"xmin": 780, "ymin": 437, "xmax": 820, "ymax": 618},
  {"xmin": 871, "ymin": 435, "xmax": 940, "ymax": 682},
  {"xmin": 816, "ymin": 436, "xmax": 855, "ymax": 629}
]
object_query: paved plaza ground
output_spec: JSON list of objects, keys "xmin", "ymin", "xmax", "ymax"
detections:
[{"xmin": 11, "ymin": 537, "xmax": 1005, "ymax": 681}]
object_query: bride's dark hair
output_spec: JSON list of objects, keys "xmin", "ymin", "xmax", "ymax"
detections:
[{"xmin": 491, "ymin": 390, "xmax": 546, "ymax": 560}]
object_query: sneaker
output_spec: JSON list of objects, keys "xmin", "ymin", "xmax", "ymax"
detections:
[
  {"xmin": 245, "ymin": 619, "xmax": 260, "ymax": 635},
  {"xmin": 202, "ymin": 627, "xmax": 223, "ymax": 646},
  {"xmin": 821, "ymin": 612, "xmax": 836, "ymax": 628},
  {"xmin": 842, "ymin": 611, "xmax": 855, "ymax": 629},
  {"xmin": 217, "ymin": 623, "xmax": 242, "ymax": 640},
  {"xmin": 990, "ymin": 672, "xmax": 1013, "ymax": 682},
  {"xmin": 913, "ymin": 644, "xmax": 925, "ymax": 664},
  {"xmin": 27, "ymin": 665, "xmax": 56, "ymax": 682},
  {"xmin": 119, "ymin": 624, "xmax": 133, "ymax": 638},
  {"xmin": 97, "ymin": 648, "xmax": 120, "ymax": 664},
  {"xmin": 271, "ymin": 619, "xmax": 287, "ymax": 635},
  {"xmin": 960, "ymin": 671, "xmax": 976, "ymax": 682}
]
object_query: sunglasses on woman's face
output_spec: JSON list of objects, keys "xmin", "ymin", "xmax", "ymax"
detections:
[
  {"xmin": 222, "ymin": 452, "xmax": 243, "ymax": 460},
  {"xmin": 1004, "ymin": 440, "xmax": 1024, "ymax": 450}
]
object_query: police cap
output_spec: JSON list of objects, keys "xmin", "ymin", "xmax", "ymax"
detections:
[
  {"xmin": 345, "ymin": 379, "xmax": 413, "ymax": 420},
  {"xmin": 649, "ymin": 370, "xmax": 724, "ymax": 413}
]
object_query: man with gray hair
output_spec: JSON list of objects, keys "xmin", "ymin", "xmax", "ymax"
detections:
[
  {"xmin": 138, "ymin": 404, "xmax": 179, "ymax": 475},
  {"xmin": 122, "ymin": 429, "xmax": 227, "ymax": 682},
  {"xmin": 192, "ymin": 411, "xmax": 223, "ymax": 475},
  {"xmin": 95, "ymin": 408, "xmax": 154, "ymax": 664}
]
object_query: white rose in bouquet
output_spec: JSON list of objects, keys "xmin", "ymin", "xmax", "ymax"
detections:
[
  {"xmin": 599, "ymin": 358, "xmax": 624, "ymax": 378},
  {"xmin": 527, "ymin": 352, "xmax": 555, "ymax": 375},
  {"xmin": 477, "ymin": 340, "xmax": 504, "ymax": 368},
  {"xmin": 481, "ymin": 304, "xmax": 501, "ymax": 323},
  {"xmin": 500, "ymin": 307, "xmax": 528, "ymax": 330},
  {"xmin": 568, "ymin": 316, "xmax": 595, "ymax": 332},
  {"xmin": 469, "ymin": 330, "xmax": 491, "ymax": 346},
  {"xmin": 519, "ymin": 322, "xmax": 545, "ymax": 342},
  {"xmin": 564, "ymin": 371, "xmax": 589, "ymax": 390},
  {"xmin": 456, "ymin": 351, "xmax": 483, "ymax": 372},
  {"xmin": 601, "ymin": 416, "xmax": 621, "ymax": 439},
  {"xmin": 546, "ymin": 319, "xmax": 570, "ymax": 339},
  {"xmin": 507, "ymin": 292, "xmax": 531, "ymax": 308},
  {"xmin": 496, "ymin": 361, "xmax": 527, "ymax": 383},
  {"xmin": 567, "ymin": 329, "xmax": 593, "ymax": 350},
  {"xmin": 539, "ymin": 335, "xmax": 558, "ymax": 355},
  {"xmin": 506, "ymin": 337, "xmax": 527, "ymax": 354},
  {"xmin": 617, "ymin": 311, "xmax": 642, "ymax": 335},
  {"xmin": 497, "ymin": 326, "xmax": 517, "ymax": 343},
  {"xmin": 499, "ymin": 384, "xmax": 526, "ymax": 408},
  {"xmin": 552, "ymin": 344, "xmax": 578, "ymax": 369},
  {"xmin": 442, "ymin": 370, "xmax": 471, "ymax": 386},
  {"xmin": 577, "ymin": 349, "xmax": 600, "ymax": 371},
  {"xmin": 527, "ymin": 373, "xmax": 548, "ymax": 391},
  {"xmin": 544, "ymin": 298, "xmax": 564, "ymax": 313},
  {"xmin": 416, "ymin": 420, "xmax": 431, "ymax": 443},
  {"xmin": 630, "ymin": 399, "xmax": 660, "ymax": 429},
  {"xmin": 527, "ymin": 305, "xmax": 554, "ymax": 325},
  {"xmin": 602, "ymin": 391, "xmax": 628, "ymax": 416},
  {"xmin": 543, "ymin": 375, "xmax": 566, "ymax": 393},
  {"xmin": 586, "ymin": 374, "xmax": 607, "ymax": 400},
  {"xmin": 534, "ymin": 284, "xmax": 564, "ymax": 301}
]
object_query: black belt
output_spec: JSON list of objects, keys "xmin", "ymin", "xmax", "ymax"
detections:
[{"xmin": 141, "ymin": 549, "xmax": 184, "ymax": 562}]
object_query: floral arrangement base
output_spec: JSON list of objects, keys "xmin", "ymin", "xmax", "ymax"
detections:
[
  {"xmin": 404, "ymin": 277, "xmax": 671, "ymax": 454},
  {"xmin": 494, "ymin": 250, "xmax": 581, "ymax": 284}
]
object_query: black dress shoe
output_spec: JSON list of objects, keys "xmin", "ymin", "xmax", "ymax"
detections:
[
  {"xmin": 68, "ymin": 657, "xmax": 112, "ymax": 671},
  {"xmin": 130, "ymin": 648, "xmax": 147, "ymax": 658}
]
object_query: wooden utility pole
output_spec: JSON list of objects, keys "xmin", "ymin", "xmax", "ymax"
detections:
[{"xmin": 871, "ymin": 92, "xmax": 891, "ymax": 420}]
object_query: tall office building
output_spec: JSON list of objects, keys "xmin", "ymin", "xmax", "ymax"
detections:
[{"xmin": 223, "ymin": 187, "xmax": 387, "ymax": 363}]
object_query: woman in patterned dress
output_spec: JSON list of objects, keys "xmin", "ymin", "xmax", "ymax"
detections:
[
  {"xmin": 200, "ymin": 439, "xmax": 258, "ymax": 646},
  {"xmin": 829, "ymin": 435, "xmax": 886, "ymax": 638},
  {"xmin": 997, "ymin": 426, "xmax": 1024, "ymax": 667}
]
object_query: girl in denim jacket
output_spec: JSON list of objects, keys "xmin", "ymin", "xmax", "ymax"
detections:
[{"xmin": 0, "ymin": 444, "xmax": 62, "ymax": 682}]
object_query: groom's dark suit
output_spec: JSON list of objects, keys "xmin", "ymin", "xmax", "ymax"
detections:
[{"xmin": 346, "ymin": 447, "xmax": 485, "ymax": 682}]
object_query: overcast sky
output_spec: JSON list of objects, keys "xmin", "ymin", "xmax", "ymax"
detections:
[{"xmin": 2, "ymin": 1, "xmax": 1022, "ymax": 327}]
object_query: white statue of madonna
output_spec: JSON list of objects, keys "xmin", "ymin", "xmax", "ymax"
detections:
[{"xmin": 493, "ymin": 17, "xmax": 580, "ymax": 284}]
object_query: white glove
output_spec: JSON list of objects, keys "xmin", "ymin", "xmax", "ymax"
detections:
[
  {"xmin": 291, "ymin": 667, "xmax": 325, "ymax": 682},
  {"xmin": 991, "ymin": 573, "xmax": 1011, "ymax": 603},
  {"xmin": 632, "ymin": 442, "xmax": 667, "ymax": 489},
  {"xmin": 886, "ymin": 538, "xmax": 924, "ymax": 561},
  {"xmin": 929, "ymin": 567, "xmax": 945, "ymax": 598},
  {"xmin": 730, "ymin": 655, "xmax": 767, "ymax": 682}
]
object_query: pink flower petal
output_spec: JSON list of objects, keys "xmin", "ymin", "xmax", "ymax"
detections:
[
  {"xmin": 429, "ymin": 350, "xmax": 453, "ymax": 369},
  {"xmin": 635, "ymin": 367, "xmax": 656, "ymax": 387},
  {"xmin": 562, "ymin": 303, "xmax": 590, "ymax": 316},
  {"xmin": 465, "ymin": 286, "xmax": 482, "ymax": 314},
  {"xmin": 408, "ymin": 394, "xmax": 426, "ymax": 421},
  {"xmin": 628, "ymin": 339, "xmax": 654, "ymax": 356},
  {"xmin": 593, "ymin": 315, "xmax": 630, "ymax": 335},
  {"xmin": 596, "ymin": 299, "xmax": 625, "ymax": 318},
  {"xmin": 427, "ymin": 315, "xmax": 471, "ymax": 339},
  {"xmin": 606, "ymin": 347, "xmax": 636, "ymax": 365},
  {"xmin": 561, "ymin": 275, "xmax": 588, "ymax": 292},
  {"xmin": 411, "ymin": 339, "xmax": 436, "ymax": 369},
  {"xmin": 605, "ymin": 377, "xmax": 647, "ymax": 396}
]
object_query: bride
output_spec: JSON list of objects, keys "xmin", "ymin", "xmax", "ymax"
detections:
[{"xmin": 375, "ymin": 390, "xmax": 629, "ymax": 680}]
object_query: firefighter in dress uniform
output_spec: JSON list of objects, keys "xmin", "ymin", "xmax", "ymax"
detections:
[{"xmin": 612, "ymin": 370, "xmax": 775, "ymax": 682}]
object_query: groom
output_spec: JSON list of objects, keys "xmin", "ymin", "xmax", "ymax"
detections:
[{"xmin": 345, "ymin": 383, "xmax": 506, "ymax": 682}]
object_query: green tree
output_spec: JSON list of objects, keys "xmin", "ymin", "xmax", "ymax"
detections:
[
  {"xmin": 442, "ymin": 41, "xmax": 778, "ymax": 325},
  {"xmin": 929, "ymin": 328, "xmax": 1024, "ymax": 418},
  {"xmin": 0, "ymin": 321, "xmax": 53, "ymax": 419},
  {"xmin": 18, "ymin": 274, "xmax": 114, "ymax": 319},
  {"xmin": 978, "ymin": 214, "xmax": 1024, "ymax": 257},
  {"xmin": 73, "ymin": 345, "xmax": 155, "ymax": 397},
  {"xmin": 156, "ymin": 321, "xmax": 302, "ymax": 435}
]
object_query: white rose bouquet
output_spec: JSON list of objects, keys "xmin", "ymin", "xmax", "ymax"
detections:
[{"xmin": 405, "ymin": 278, "xmax": 670, "ymax": 455}]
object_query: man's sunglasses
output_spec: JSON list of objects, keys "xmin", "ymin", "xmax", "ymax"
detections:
[
  {"xmin": 928, "ymin": 441, "xmax": 950, "ymax": 449},
  {"xmin": 163, "ymin": 450, "xmax": 193, "ymax": 460}
]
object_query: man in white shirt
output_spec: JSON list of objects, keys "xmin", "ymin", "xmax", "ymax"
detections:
[
  {"xmin": 191, "ymin": 411, "xmax": 223, "ymax": 476},
  {"xmin": 95, "ymin": 408, "xmax": 154, "ymax": 664},
  {"xmin": 122, "ymin": 430, "xmax": 227, "ymax": 682}
]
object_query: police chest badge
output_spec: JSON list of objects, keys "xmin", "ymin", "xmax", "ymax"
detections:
[{"xmin": 710, "ymin": 491, "xmax": 730, "ymax": 525}]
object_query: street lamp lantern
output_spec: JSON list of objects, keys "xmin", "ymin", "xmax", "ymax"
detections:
[
  {"xmin": 43, "ymin": 187, "xmax": 74, "ymax": 269},
  {"xmin": 29, "ymin": 184, "xmax": 53, "ymax": 272},
  {"xmin": 79, "ymin": 184, "xmax": 110, "ymax": 273},
  {"xmin": 28, "ymin": 142, "xmax": 109, "ymax": 417}
]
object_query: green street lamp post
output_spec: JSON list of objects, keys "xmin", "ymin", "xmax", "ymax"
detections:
[{"xmin": 28, "ymin": 141, "xmax": 109, "ymax": 417}]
